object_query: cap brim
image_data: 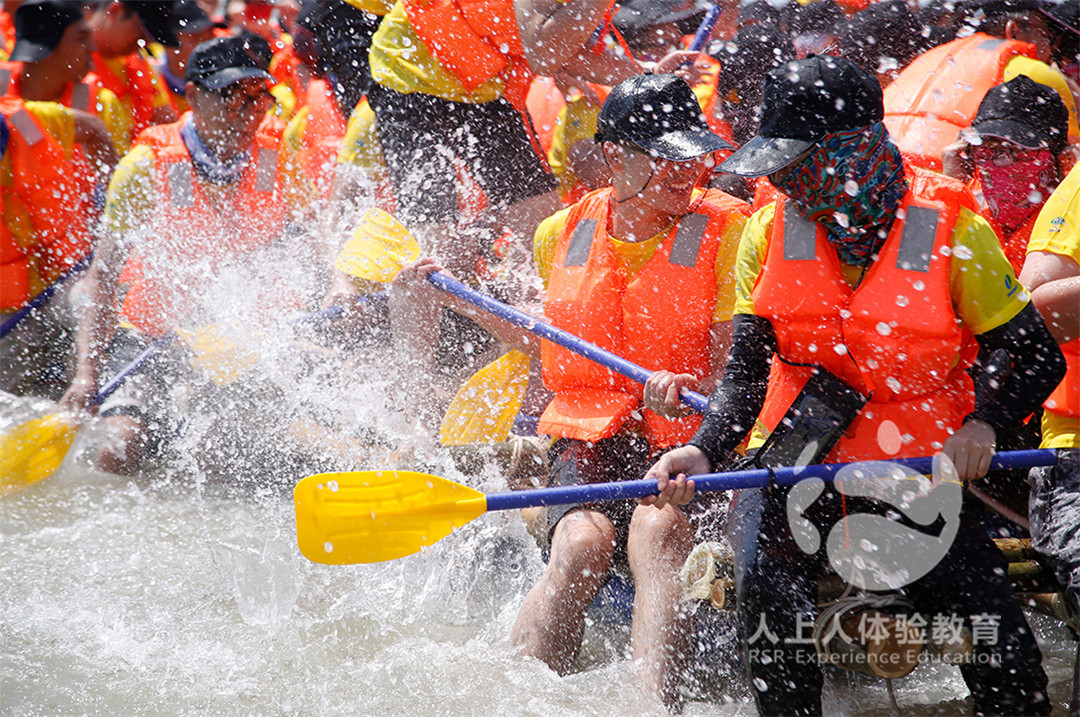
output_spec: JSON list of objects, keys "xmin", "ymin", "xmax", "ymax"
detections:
[
  {"xmin": 634, "ymin": 127, "xmax": 734, "ymax": 161},
  {"xmin": 968, "ymin": 119, "xmax": 1050, "ymax": 149},
  {"xmin": 718, "ymin": 134, "xmax": 819, "ymax": 177},
  {"xmin": 8, "ymin": 39, "xmax": 56, "ymax": 63},
  {"xmin": 195, "ymin": 67, "xmax": 275, "ymax": 91}
]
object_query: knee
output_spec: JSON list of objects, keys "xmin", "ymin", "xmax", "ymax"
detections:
[
  {"xmin": 627, "ymin": 504, "xmax": 692, "ymax": 565},
  {"xmin": 548, "ymin": 511, "xmax": 616, "ymax": 581}
]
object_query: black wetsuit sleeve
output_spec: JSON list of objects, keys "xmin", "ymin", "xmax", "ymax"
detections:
[
  {"xmin": 966, "ymin": 302, "xmax": 1067, "ymax": 436},
  {"xmin": 687, "ymin": 314, "xmax": 776, "ymax": 471}
]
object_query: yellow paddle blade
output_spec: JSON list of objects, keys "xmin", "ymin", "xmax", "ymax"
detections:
[
  {"xmin": 294, "ymin": 470, "xmax": 488, "ymax": 564},
  {"xmin": 334, "ymin": 208, "xmax": 421, "ymax": 283},
  {"xmin": 177, "ymin": 326, "xmax": 260, "ymax": 386},
  {"xmin": 440, "ymin": 350, "xmax": 531, "ymax": 446},
  {"xmin": 0, "ymin": 413, "xmax": 77, "ymax": 496}
]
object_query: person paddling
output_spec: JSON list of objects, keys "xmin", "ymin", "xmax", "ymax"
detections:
[{"xmin": 646, "ymin": 55, "xmax": 1064, "ymax": 716}]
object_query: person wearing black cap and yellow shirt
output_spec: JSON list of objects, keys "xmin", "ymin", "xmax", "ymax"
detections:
[
  {"xmin": 89, "ymin": 0, "xmax": 181, "ymax": 152},
  {"xmin": 516, "ymin": 73, "xmax": 748, "ymax": 709},
  {"xmin": 646, "ymin": 55, "xmax": 1063, "ymax": 715},
  {"xmin": 58, "ymin": 36, "xmax": 314, "ymax": 475},
  {"xmin": 0, "ymin": 0, "xmax": 121, "ymax": 400}
]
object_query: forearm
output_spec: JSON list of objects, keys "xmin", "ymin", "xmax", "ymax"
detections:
[
  {"xmin": 1030, "ymin": 277, "xmax": 1080, "ymax": 344},
  {"xmin": 439, "ymin": 291, "xmax": 543, "ymax": 359},
  {"xmin": 687, "ymin": 314, "xmax": 775, "ymax": 470},
  {"xmin": 516, "ymin": 0, "xmax": 621, "ymax": 76},
  {"xmin": 968, "ymin": 302, "xmax": 1067, "ymax": 435},
  {"xmin": 558, "ymin": 49, "xmax": 640, "ymax": 86}
]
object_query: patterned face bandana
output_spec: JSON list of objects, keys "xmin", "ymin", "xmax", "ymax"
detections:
[
  {"xmin": 976, "ymin": 149, "xmax": 1057, "ymax": 232},
  {"xmin": 180, "ymin": 119, "xmax": 251, "ymax": 185},
  {"xmin": 773, "ymin": 122, "xmax": 908, "ymax": 265}
]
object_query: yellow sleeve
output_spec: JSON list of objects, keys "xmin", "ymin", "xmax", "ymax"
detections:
[
  {"xmin": 94, "ymin": 88, "xmax": 129, "ymax": 156},
  {"xmin": 533, "ymin": 207, "xmax": 571, "ymax": 288},
  {"xmin": 732, "ymin": 203, "xmax": 774, "ymax": 316},
  {"xmin": 1004, "ymin": 56, "xmax": 1080, "ymax": 141},
  {"xmin": 711, "ymin": 213, "xmax": 748, "ymax": 323},
  {"xmin": 1028, "ymin": 163, "xmax": 1080, "ymax": 262},
  {"xmin": 21, "ymin": 101, "xmax": 76, "ymax": 157},
  {"xmin": 102, "ymin": 145, "xmax": 156, "ymax": 238},
  {"xmin": 269, "ymin": 82, "xmax": 297, "ymax": 121},
  {"xmin": 337, "ymin": 100, "xmax": 385, "ymax": 170},
  {"xmin": 282, "ymin": 106, "xmax": 309, "ymax": 155},
  {"xmin": 547, "ymin": 97, "xmax": 601, "ymax": 201},
  {"xmin": 368, "ymin": 1, "xmax": 504, "ymax": 103},
  {"xmin": 141, "ymin": 49, "xmax": 175, "ymax": 111},
  {"xmin": 948, "ymin": 207, "xmax": 1028, "ymax": 334}
]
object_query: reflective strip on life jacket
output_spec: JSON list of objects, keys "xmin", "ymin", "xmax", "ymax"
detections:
[
  {"xmin": 753, "ymin": 176, "xmax": 975, "ymax": 462},
  {"xmin": 539, "ymin": 187, "xmax": 748, "ymax": 448}
]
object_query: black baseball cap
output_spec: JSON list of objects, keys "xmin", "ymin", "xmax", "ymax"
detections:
[
  {"xmin": 173, "ymin": 0, "xmax": 222, "ymax": 34},
  {"xmin": 718, "ymin": 55, "xmax": 883, "ymax": 177},
  {"xmin": 9, "ymin": 0, "xmax": 84, "ymax": 63},
  {"xmin": 595, "ymin": 73, "xmax": 733, "ymax": 160},
  {"xmin": 1042, "ymin": 0, "xmax": 1079, "ymax": 33},
  {"xmin": 186, "ymin": 36, "xmax": 275, "ymax": 90},
  {"xmin": 123, "ymin": 0, "xmax": 180, "ymax": 48},
  {"xmin": 967, "ymin": 75, "xmax": 1070, "ymax": 153},
  {"xmin": 613, "ymin": 0, "xmax": 707, "ymax": 38}
]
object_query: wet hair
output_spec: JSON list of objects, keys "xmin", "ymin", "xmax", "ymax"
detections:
[
  {"xmin": 712, "ymin": 23, "xmax": 795, "ymax": 145},
  {"xmin": 918, "ymin": 0, "xmax": 965, "ymax": 46},
  {"xmin": 837, "ymin": 0, "xmax": 928, "ymax": 76}
]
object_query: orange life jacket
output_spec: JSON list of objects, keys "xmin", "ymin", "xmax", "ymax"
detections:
[
  {"xmin": 752, "ymin": 169, "xmax": 979, "ymax": 462},
  {"xmin": 298, "ymin": 79, "xmax": 348, "ymax": 196},
  {"xmin": 884, "ymin": 34, "xmax": 1037, "ymax": 171},
  {"xmin": 0, "ymin": 95, "xmax": 93, "ymax": 311},
  {"xmin": 91, "ymin": 50, "xmax": 170, "ymax": 142},
  {"xmin": 1045, "ymin": 339, "xmax": 1079, "ymax": 418},
  {"xmin": 540, "ymin": 187, "xmax": 750, "ymax": 448},
  {"xmin": 118, "ymin": 119, "xmax": 289, "ymax": 337}
]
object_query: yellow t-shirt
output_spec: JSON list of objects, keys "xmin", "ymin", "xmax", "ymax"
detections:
[
  {"xmin": 532, "ymin": 194, "xmax": 747, "ymax": 324},
  {"xmin": 368, "ymin": 1, "xmax": 506, "ymax": 103},
  {"xmin": 103, "ymin": 138, "xmax": 313, "ymax": 241},
  {"xmin": 733, "ymin": 201, "xmax": 1030, "ymax": 450},
  {"xmin": 100, "ymin": 51, "xmax": 176, "ymax": 151},
  {"xmin": 1004, "ymin": 56, "xmax": 1080, "ymax": 142},
  {"xmin": 1028, "ymin": 162, "xmax": 1080, "ymax": 449},
  {"xmin": 547, "ymin": 96, "xmax": 601, "ymax": 202},
  {"xmin": 733, "ymin": 203, "xmax": 1028, "ymax": 332},
  {"xmin": 1, "ymin": 102, "xmax": 76, "ymax": 298}
]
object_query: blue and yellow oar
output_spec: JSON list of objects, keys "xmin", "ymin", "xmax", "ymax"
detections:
[{"xmin": 294, "ymin": 449, "xmax": 1057, "ymax": 565}]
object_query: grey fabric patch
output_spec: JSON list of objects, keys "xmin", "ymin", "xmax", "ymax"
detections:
[
  {"xmin": 564, "ymin": 218, "xmax": 596, "ymax": 267},
  {"xmin": 255, "ymin": 148, "xmax": 277, "ymax": 193},
  {"xmin": 168, "ymin": 162, "xmax": 194, "ymax": 208},
  {"xmin": 896, "ymin": 205, "xmax": 939, "ymax": 273},
  {"xmin": 670, "ymin": 213, "xmax": 708, "ymax": 268},
  {"xmin": 70, "ymin": 82, "xmax": 90, "ymax": 111},
  {"xmin": 977, "ymin": 38, "xmax": 1005, "ymax": 52},
  {"xmin": 783, "ymin": 203, "xmax": 817, "ymax": 261},
  {"xmin": 8, "ymin": 109, "xmax": 44, "ymax": 146}
]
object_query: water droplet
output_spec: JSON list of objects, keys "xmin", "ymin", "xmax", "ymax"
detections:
[
  {"xmin": 833, "ymin": 343, "xmax": 848, "ymax": 355},
  {"xmin": 886, "ymin": 377, "xmax": 902, "ymax": 393},
  {"xmin": 876, "ymin": 322, "xmax": 891, "ymax": 336},
  {"xmin": 327, "ymin": 480, "xmax": 339, "ymax": 492},
  {"xmin": 895, "ymin": 295, "xmax": 909, "ymax": 307},
  {"xmin": 953, "ymin": 245, "xmax": 973, "ymax": 260},
  {"xmin": 844, "ymin": 180, "xmax": 859, "ymax": 197},
  {"xmin": 912, "ymin": 280, "xmax": 925, "ymax": 291},
  {"xmin": 323, "ymin": 542, "xmax": 334, "ymax": 553}
]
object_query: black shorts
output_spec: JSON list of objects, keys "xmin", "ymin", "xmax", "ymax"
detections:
[{"xmin": 368, "ymin": 82, "xmax": 556, "ymax": 223}]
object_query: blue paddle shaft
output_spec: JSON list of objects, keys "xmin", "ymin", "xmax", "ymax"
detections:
[
  {"xmin": 689, "ymin": 5, "xmax": 722, "ymax": 51},
  {"xmin": 90, "ymin": 296, "xmax": 375, "ymax": 405},
  {"xmin": 0, "ymin": 253, "xmax": 92, "ymax": 339},
  {"xmin": 427, "ymin": 272, "xmax": 710, "ymax": 413},
  {"xmin": 484, "ymin": 449, "xmax": 1058, "ymax": 511}
]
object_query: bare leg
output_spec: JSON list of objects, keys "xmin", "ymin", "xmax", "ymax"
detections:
[
  {"xmin": 512, "ymin": 509, "xmax": 615, "ymax": 674},
  {"xmin": 627, "ymin": 502, "xmax": 694, "ymax": 709}
]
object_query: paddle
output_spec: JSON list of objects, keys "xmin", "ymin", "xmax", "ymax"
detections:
[
  {"xmin": 294, "ymin": 448, "xmax": 1058, "ymax": 564},
  {"xmin": 0, "ymin": 299, "xmax": 375, "ymax": 494},
  {"xmin": 439, "ymin": 348, "xmax": 531, "ymax": 446},
  {"xmin": 0, "ymin": 330, "xmax": 177, "ymax": 495},
  {"xmin": 425, "ymin": 271, "xmax": 710, "ymax": 413},
  {"xmin": 0, "ymin": 253, "xmax": 92, "ymax": 339},
  {"xmin": 689, "ymin": 4, "xmax": 722, "ymax": 52}
]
